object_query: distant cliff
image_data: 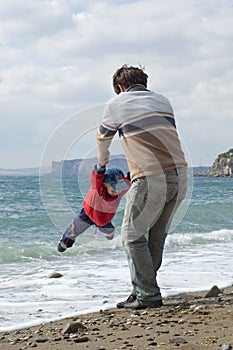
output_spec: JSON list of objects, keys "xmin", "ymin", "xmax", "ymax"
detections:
[
  {"xmin": 51, "ymin": 155, "xmax": 129, "ymax": 177},
  {"xmin": 51, "ymin": 156, "xmax": 213, "ymax": 178},
  {"xmin": 207, "ymin": 149, "xmax": 233, "ymax": 177}
]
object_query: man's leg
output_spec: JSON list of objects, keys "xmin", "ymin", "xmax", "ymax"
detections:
[
  {"xmin": 149, "ymin": 168, "xmax": 187, "ymax": 276},
  {"xmin": 148, "ymin": 196, "xmax": 177, "ymax": 273},
  {"xmin": 121, "ymin": 176, "xmax": 166, "ymax": 305}
]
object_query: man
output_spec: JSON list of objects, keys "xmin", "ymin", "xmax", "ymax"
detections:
[{"xmin": 96, "ymin": 64, "xmax": 187, "ymax": 309}]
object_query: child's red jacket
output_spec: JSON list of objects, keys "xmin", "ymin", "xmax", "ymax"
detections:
[{"xmin": 83, "ymin": 169, "xmax": 130, "ymax": 226}]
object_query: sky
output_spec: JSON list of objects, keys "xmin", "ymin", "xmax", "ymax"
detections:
[{"xmin": 0, "ymin": 0, "xmax": 232, "ymax": 168}]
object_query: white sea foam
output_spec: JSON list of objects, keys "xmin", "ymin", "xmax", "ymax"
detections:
[
  {"xmin": 0, "ymin": 229, "xmax": 233, "ymax": 332},
  {"xmin": 166, "ymin": 228, "xmax": 233, "ymax": 247}
]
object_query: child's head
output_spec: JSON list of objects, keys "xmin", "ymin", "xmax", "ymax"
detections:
[{"xmin": 103, "ymin": 168, "xmax": 127, "ymax": 196}]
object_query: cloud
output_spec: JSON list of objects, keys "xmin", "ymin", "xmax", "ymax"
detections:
[
  {"xmin": 0, "ymin": 0, "xmax": 232, "ymax": 167},
  {"xmin": 0, "ymin": 0, "xmax": 72, "ymax": 44}
]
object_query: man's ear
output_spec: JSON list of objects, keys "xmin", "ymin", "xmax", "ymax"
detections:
[
  {"xmin": 118, "ymin": 85, "xmax": 126, "ymax": 92},
  {"xmin": 115, "ymin": 85, "xmax": 121, "ymax": 94}
]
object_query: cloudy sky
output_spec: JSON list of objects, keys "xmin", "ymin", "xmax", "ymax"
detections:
[{"xmin": 0, "ymin": 0, "xmax": 232, "ymax": 168}]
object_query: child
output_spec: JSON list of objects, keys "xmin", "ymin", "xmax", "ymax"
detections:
[{"xmin": 57, "ymin": 164, "xmax": 130, "ymax": 252}]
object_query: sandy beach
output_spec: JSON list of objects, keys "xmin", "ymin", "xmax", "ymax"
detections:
[{"xmin": 1, "ymin": 284, "xmax": 232, "ymax": 350}]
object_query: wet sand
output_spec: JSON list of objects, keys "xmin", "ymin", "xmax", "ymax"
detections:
[{"xmin": 1, "ymin": 284, "xmax": 232, "ymax": 350}]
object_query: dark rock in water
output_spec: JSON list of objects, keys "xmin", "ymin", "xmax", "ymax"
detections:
[
  {"xmin": 204, "ymin": 285, "xmax": 222, "ymax": 298},
  {"xmin": 219, "ymin": 344, "xmax": 232, "ymax": 350},
  {"xmin": 48, "ymin": 272, "xmax": 63, "ymax": 278},
  {"xmin": 62, "ymin": 321, "xmax": 86, "ymax": 335}
]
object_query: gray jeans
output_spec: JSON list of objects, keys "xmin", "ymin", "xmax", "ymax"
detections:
[{"xmin": 121, "ymin": 168, "xmax": 187, "ymax": 302}]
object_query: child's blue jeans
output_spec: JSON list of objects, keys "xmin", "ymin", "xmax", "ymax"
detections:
[{"xmin": 60, "ymin": 208, "xmax": 115, "ymax": 247}]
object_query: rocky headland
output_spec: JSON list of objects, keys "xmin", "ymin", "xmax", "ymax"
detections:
[{"xmin": 207, "ymin": 149, "xmax": 233, "ymax": 177}]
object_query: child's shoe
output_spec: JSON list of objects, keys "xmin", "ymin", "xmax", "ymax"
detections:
[
  {"xmin": 104, "ymin": 232, "xmax": 114, "ymax": 240},
  {"xmin": 57, "ymin": 236, "xmax": 74, "ymax": 252},
  {"xmin": 57, "ymin": 242, "xmax": 67, "ymax": 252}
]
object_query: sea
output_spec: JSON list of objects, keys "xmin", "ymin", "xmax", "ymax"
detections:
[{"xmin": 0, "ymin": 174, "xmax": 233, "ymax": 332}]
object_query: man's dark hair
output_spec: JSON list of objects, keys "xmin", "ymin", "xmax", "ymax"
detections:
[{"xmin": 112, "ymin": 64, "xmax": 148, "ymax": 94}]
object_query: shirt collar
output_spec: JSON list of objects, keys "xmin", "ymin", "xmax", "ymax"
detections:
[{"xmin": 126, "ymin": 84, "xmax": 148, "ymax": 92}]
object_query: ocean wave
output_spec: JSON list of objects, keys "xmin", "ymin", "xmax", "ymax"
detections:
[
  {"xmin": 0, "ymin": 244, "xmax": 59, "ymax": 264},
  {"xmin": 166, "ymin": 229, "xmax": 233, "ymax": 247},
  {"xmin": 1, "ymin": 229, "xmax": 233, "ymax": 264},
  {"xmin": 0, "ymin": 234, "xmax": 123, "ymax": 264}
]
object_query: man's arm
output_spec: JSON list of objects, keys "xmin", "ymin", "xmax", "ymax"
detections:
[
  {"xmin": 96, "ymin": 129, "xmax": 114, "ymax": 166},
  {"xmin": 96, "ymin": 102, "xmax": 118, "ymax": 165}
]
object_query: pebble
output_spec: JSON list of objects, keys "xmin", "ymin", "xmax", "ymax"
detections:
[
  {"xmin": 178, "ymin": 318, "xmax": 185, "ymax": 324},
  {"xmin": 132, "ymin": 311, "xmax": 140, "ymax": 316},
  {"xmin": 148, "ymin": 341, "xmax": 158, "ymax": 346},
  {"xmin": 156, "ymin": 330, "xmax": 170, "ymax": 334},
  {"xmin": 62, "ymin": 321, "xmax": 86, "ymax": 334},
  {"xmin": 9, "ymin": 340, "xmax": 18, "ymax": 345},
  {"xmin": 204, "ymin": 285, "xmax": 222, "ymax": 298},
  {"xmin": 35, "ymin": 338, "xmax": 48, "ymax": 343},
  {"xmin": 69, "ymin": 334, "xmax": 89, "ymax": 343},
  {"xmin": 169, "ymin": 337, "xmax": 188, "ymax": 345},
  {"xmin": 34, "ymin": 329, "xmax": 43, "ymax": 334},
  {"xmin": 219, "ymin": 344, "xmax": 233, "ymax": 350},
  {"xmin": 193, "ymin": 305, "xmax": 207, "ymax": 312},
  {"xmin": 48, "ymin": 272, "xmax": 63, "ymax": 278}
]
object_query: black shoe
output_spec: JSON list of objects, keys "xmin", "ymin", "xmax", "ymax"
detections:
[
  {"xmin": 116, "ymin": 294, "xmax": 136, "ymax": 308},
  {"xmin": 57, "ymin": 242, "xmax": 67, "ymax": 252},
  {"xmin": 124, "ymin": 299, "xmax": 163, "ymax": 310}
]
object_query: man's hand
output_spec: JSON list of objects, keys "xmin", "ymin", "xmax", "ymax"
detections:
[{"xmin": 95, "ymin": 164, "xmax": 106, "ymax": 174}]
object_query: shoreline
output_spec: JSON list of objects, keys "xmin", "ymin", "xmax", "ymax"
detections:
[{"xmin": 1, "ymin": 284, "xmax": 232, "ymax": 350}]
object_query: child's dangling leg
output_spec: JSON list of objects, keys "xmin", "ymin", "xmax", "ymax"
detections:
[
  {"xmin": 99, "ymin": 222, "xmax": 115, "ymax": 241},
  {"xmin": 57, "ymin": 221, "xmax": 76, "ymax": 252},
  {"xmin": 57, "ymin": 209, "xmax": 92, "ymax": 252}
]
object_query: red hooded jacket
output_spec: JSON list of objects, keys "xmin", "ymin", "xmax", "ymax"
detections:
[{"xmin": 83, "ymin": 169, "xmax": 130, "ymax": 226}]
